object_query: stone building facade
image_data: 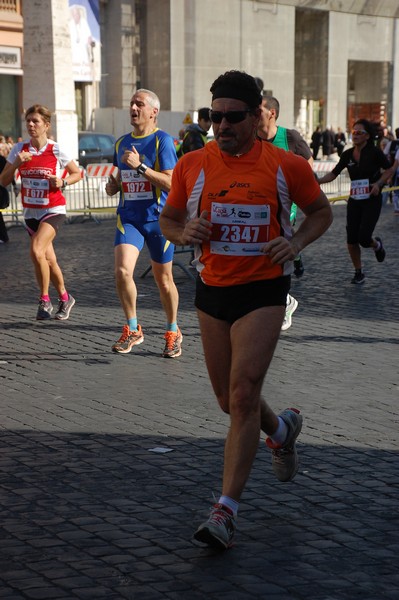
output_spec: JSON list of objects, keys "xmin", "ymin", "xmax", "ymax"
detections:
[{"xmin": 1, "ymin": 0, "xmax": 399, "ymax": 154}]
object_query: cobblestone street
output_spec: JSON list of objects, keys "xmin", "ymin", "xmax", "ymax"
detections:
[{"xmin": 1, "ymin": 203, "xmax": 398, "ymax": 599}]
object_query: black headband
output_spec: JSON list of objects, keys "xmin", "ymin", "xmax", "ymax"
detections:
[{"xmin": 211, "ymin": 84, "xmax": 261, "ymax": 108}]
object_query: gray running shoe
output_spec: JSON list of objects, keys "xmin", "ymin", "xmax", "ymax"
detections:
[
  {"xmin": 266, "ymin": 408, "xmax": 303, "ymax": 482},
  {"xmin": 55, "ymin": 294, "xmax": 75, "ymax": 320},
  {"xmin": 112, "ymin": 324, "xmax": 144, "ymax": 353},
  {"xmin": 36, "ymin": 299, "xmax": 53, "ymax": 320},
  {"xmin": 194, "ymin": 503, "xmax": 236, "ymax": 550},
  {"xmin": 162, "ymin": 328, "xmax": 183, "ymax": 358},
  {"xmin": 281, "ymin": 294, "xmax": 298, "ymax": 331}
]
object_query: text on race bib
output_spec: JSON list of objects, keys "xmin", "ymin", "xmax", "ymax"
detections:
[
  {"xmin": 351, "ymin": 179, "xmax": 370, "ymax": 200},
  {"xmin": 22, "ymin": 178, "xmax": 50, "ymax": 205},
  {"xmin": 121, "ymin": 170, "xmax": 152, "ymax": 201},
  {"xmin": 210, "ymin": 202, "xmax": 270, "ymax": 256}
]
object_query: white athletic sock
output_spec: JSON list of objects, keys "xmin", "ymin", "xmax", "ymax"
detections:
[
  {"xmin": 269, "ymin": 417, "xmax": 289, "ymax": 446},
  {"xmin": 218, "ymin": 495, "xmax": 239, "ymax": 517}
]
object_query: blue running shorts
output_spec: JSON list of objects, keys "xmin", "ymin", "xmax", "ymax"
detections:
[{"xmin": 114, "ymin": 217, "xmax": 175, "ymax": 264}]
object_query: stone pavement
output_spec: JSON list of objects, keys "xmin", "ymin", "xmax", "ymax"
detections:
[{"xmin": 0, "ymin": 204, "xmax": 398, "ymax": 600}]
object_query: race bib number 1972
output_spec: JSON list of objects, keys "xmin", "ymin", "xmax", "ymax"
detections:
[{"xmin": 121, "ymin": 170, "xmax": 152, "ymax": 201}]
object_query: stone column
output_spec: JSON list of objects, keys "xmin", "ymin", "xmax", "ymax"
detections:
[
  {"xmin": 22, "ymin": 0, "xmax": 78, "ymax": 160},
  {"xmin": 391, "ymin": 18, "xmax": 399, "ymax": 129},
  {"xmin": 101, "ymin": 0, "xmax": 138, "ymax": 110}
]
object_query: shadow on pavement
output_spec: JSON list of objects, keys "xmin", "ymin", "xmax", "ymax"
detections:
[{"xmin": 0, "ymin": 429, "xmax": 397, "ymax": 599}]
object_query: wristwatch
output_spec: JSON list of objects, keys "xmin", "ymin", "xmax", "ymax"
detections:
[
  {"xmin": 61, "ymin": 179, "xmax": 68, "ymax": 189},
  {"xmin": 136, "ymin": 163, "xmax": 148, "ymax": 175}
]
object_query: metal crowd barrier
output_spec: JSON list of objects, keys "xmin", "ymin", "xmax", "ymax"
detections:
[
  {"xmin": 2, "ymin": 164, "xmax": 119, "ymax": 228},
  {"xmin": 1, "ymin": 164, "xmax": 196, "ymax": 280},
  {"xmin": 1, "ymin": 184, "xmax": 24, "ymax": 229},
  {"xmin": 312, "ymin": 160, "xmax": 351, "ymax": 202},
  {"xmin": 67, "ymin": 164, "xmax": 119, "ymax": 223},
  {"xmin": 312, "ymin": 162, "xmax": 399, "ymax": 203},
  {"xmin": 2, "ymin": 161, "xmax": 395, "ymax": 281},
  {"xmin": 1, "ymin": 161, "xmax": 376, "ymax": 229}
]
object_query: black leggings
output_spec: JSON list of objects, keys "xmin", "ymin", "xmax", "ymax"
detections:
[
  {"xmin": 346, "ymin": 196, "xmax": 382, "ymax": 247},
  {"xmin": 0, "ymin": 213, "xmax": 9, "ymax": 242}
]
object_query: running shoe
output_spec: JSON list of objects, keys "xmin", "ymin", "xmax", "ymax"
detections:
[
  {"xmin": 36, "ymin": 299, "xmax": 53, "ymax": 320},
  {"xmin": 293, "ymin": 255, "xmax": 304, "ymax": 278},
  {"xmin": 112, "ymin": 324, "xmax": 144, "ymax": 353},
  {"xmin": 266, "ymin": 408, "xmax": 303, "ymax": 482},
  {"xmin": 281, "ymin": 294, "xmax": 298, "ymax": 331},
  {"xmin": 193, "ymin": 503, "xmax": 236, "ymax": 550},
  {"xmin": 162, "ymin": 327, "xmax": 183, "ymax": 358},
  {"xmin": 351, "ymin": 271, "xmax": 365, "ymax": 284},
  {"xmin": 374, "ymin": 237, "xmax": 386, "ymax": 263},
  {"xmin": 54, "ymin": 294, "xmax": 75, "ymax": 320}
]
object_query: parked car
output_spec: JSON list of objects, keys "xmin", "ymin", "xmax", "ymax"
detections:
[{"xmin": 78, "ymin": 132, "xmax": 116, "ymax": 168}]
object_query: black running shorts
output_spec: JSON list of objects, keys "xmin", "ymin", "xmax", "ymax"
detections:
[
  {"xmin": 25, "ymin": 213, "xmax": 66, "ymax": 236},
  {"xmin": 195, "ymin": 276, "xmax": 291, "ymax": 324}
]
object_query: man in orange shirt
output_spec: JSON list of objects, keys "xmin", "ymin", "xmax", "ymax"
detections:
[{"xmin": 160, "ymin": 70, "xmax": 332, "ymax": 550}]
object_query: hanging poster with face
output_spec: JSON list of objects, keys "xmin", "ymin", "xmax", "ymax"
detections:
[{"xmin": 69, "ymin": 1, "xmax": 101, "ymax": 82}]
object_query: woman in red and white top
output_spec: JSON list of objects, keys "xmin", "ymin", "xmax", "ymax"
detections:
[{"xmin": 0, "ymin": 104, "xmax": 81, "ymax": 320}]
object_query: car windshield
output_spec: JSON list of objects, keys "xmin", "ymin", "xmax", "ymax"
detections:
[
  {"xmin": 79, "ymin": 135, "xmax": 99, "ymax": 151},
  {"xmin": 98, "ymin": 135, "xmax": 114, "ymax": 150}
]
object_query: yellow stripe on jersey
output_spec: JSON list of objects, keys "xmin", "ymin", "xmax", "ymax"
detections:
[
  {"xmin": 154, "ymin": 136, "xmax": 161, "ymax": 206},
  {"xmin": 116, "ymin": 214, "xmax": 125, "ymax": 234}
]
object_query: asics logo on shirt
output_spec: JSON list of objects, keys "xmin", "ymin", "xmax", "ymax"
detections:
[{"xmin": 230, "ymin": 181, "xmax": 250, "ymax": 188}]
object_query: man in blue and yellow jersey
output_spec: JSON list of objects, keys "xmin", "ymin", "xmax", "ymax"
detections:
[{"xmin": 105, "ymin": 88, "xmax": 182, "ymax": 358}]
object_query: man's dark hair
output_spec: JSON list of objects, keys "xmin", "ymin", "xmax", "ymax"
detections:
[
  {"xmin": 198, "ymin": 107, "xmax": 211, "ymax": 121},
  {"xmin": 254, "ymin": 77, "xmax": 264, "ymax": 92},
  {"xmin": 210, "ymin": 70, "xmax": 262, "ymax": 109},
  {"xmin": 262, "ymin": 95, "xmax": 280, "ymax": 120}
]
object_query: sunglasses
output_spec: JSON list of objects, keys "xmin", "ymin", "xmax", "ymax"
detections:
[
  {"xmin": 209, "ymin": 109, "xmax": 253, "ymax": 124},
  {"xmin": 352, "ymin": 129, "xmax": 367, "ymax": 135}
]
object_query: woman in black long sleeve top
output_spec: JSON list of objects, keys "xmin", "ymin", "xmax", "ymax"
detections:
[{"xmin": 318, "ymin": 119, "xmax": 392, "ymax": 284}]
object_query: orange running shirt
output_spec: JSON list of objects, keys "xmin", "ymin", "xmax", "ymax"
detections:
[{"xmin": 166, "ymin": 139, "xmax": 321, "ymax": 286}]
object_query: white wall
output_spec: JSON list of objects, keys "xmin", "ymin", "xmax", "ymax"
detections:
[
  {"xmin": 392, "ymin": 19, "xmax": 399, "ymax": 128},
  {"xmin": 169, "ymin": 0, "xmax": 296, "ymax": 125},
  {"xmin": 327, "ymin": 12, "xmax": 395, "ymax": 129},
  {"xmin": 168, "ymin": 1, "xmax": 399, "ymax": 131}
]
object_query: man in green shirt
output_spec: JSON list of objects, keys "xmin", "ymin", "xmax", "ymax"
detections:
[{"xmin": 258, "ymin": 94, "xmax": 313, "ymax": 330}]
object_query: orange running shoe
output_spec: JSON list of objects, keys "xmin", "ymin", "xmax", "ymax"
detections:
[
  {"xmin": 162, "ymin": 327, "xmax": 183, "ymax": 358},
  {"xmin": 112, "ymin": 324, "xmax": 144, "ymax": 354}
]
